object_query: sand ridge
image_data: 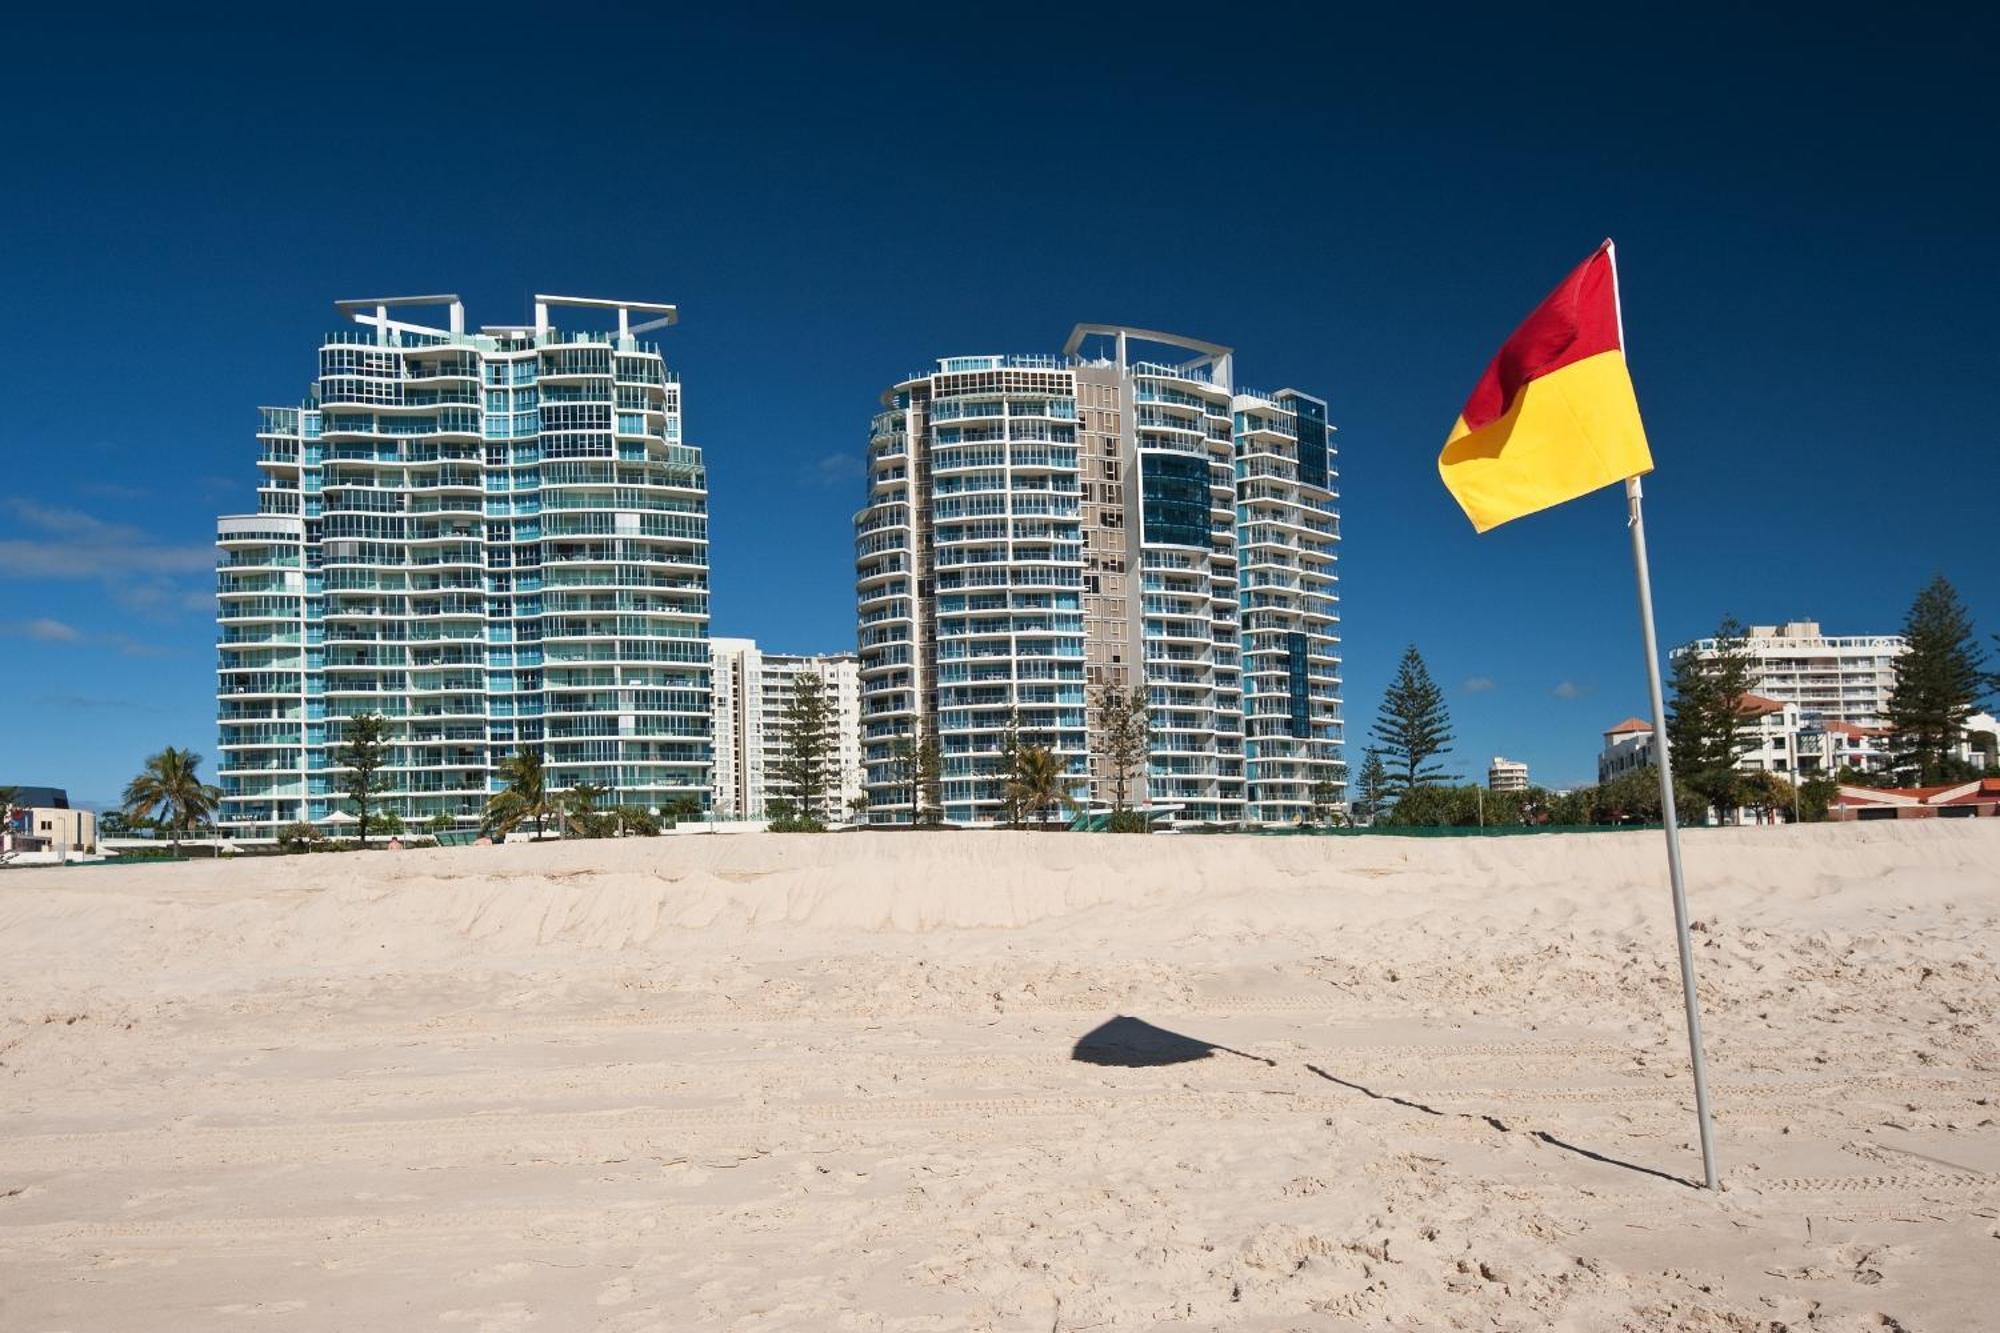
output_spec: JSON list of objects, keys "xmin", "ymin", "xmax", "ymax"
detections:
[{"xmin": 1, "ymin": 822, "xmax": 1996, "ymax": 1329}]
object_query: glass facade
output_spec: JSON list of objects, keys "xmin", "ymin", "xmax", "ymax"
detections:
[
  {"xmin": 1139, "ymin": 453, "xmax": 1211, "ymax": 548},
  {"xmin": 1285, "ymin": 631, "xmax": 1311, "ymax": 740},
  {"xmin": 1294, "ymin": 397, "xmax": 1329, "ymax": 490}
]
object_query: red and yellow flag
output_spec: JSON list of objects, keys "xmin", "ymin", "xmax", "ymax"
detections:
[{"xmin": 1439, "ymin": 241, "xmax": 1653, "ymax": 532}]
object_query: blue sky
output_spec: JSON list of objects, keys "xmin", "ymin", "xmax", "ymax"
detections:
[{"xmin": 2, "ymin": 7, "xmax": 1994, "ymax": 806}]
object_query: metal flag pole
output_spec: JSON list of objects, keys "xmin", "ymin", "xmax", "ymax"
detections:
[{"xmin": 1625, "ymin": 473, "xmax": 1720, "ymax": 1189}]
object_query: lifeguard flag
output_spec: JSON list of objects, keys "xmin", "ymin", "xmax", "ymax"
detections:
[{"xmin": 1439, "ymin": 241, "xmax": 1653, "ymax": 532}]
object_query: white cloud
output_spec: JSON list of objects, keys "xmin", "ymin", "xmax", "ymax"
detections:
[
  {"xmin": 73, "ymin": 481, "xmax": 153, "ymax": 503},
  {"xmin": 0, "ymin": 499, "xmax": 213, "ymax": 620},
  {"xmin": 1, "ymin": 617, "xmax": 164, "ymax": 657},
  {"xmin": 811, "ymin": 452, "xmax": 865, "ymax": 488},
  {"xmin": 1551, "ymin": 680, "xmax": 1591, "ymax": 700},
  {"xmin": 1463, "ymin": 675, "xmax": 1497, "ymax": 694},
  {"xmin": 35, "ymin": 694, "xmax": 156, "ymax": 711}
]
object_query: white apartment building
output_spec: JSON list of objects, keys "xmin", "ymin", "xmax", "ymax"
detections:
[
  {"xmin": 1596, "ymin": 696, "xmax": 1893, "ymax": 786},
  {"xmin": 1487, "ymin": 756, "xmax": 1529, "ymax": 791},
  {"xmin": 854, "ymin": 325, "xmax": 1342, "ymax": 826},
  {"xmin": 216, "ymin": 294, "xmax": 710, "ymax": 839},
  {"xmin": 1959, "ymin": 712, "xmax": 1999, "ymax": 771},
  {"xmin": 1678, "ymin": 621, "xmax": 1905, "ymax": 728},
  {"xmin": 1598, "ymin": 718, "xmax": 1656, "ymax": 783},
  {"xmin": 710, "ymin": 638, "xmax": 863, "ymax": 819}
]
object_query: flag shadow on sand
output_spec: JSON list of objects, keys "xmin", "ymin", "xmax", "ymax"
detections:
[
  {"xmin": 1071, "ymin": 1015, "xmax": 1275, "ymax": 1068},
  {"xmin": 1070, "ymin": 1017, "xmax": 1695, "ymax": 1188}
]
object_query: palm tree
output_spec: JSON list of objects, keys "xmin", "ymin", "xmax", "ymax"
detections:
[
  {"xmin": 1005, "ymin": 744, "xmax": 1081, "ymax": 830},
  {"xmin": 485, "ymin": 747, "xmax": 560, "ymax": 839},
  {"xmin": 122, "ymin": 747, "xmax": 222, "ymax": 849},
  {"xmin": 564, "ymin": 781, "xmax": 610, "ymax": 838},
  {"xmin": 612, "ymin": 805, "xmax": 660, "ymax": 836}
]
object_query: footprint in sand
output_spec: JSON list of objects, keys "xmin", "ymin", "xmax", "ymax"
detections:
[{"xmin": 215, "ymin": 1300, "xmax": 307, "ymax": 1315}]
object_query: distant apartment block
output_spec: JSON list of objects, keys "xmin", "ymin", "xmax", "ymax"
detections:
[
  {"xmin": 216, "ymin": 294, "xmax": 710, "ymax": 839},
  {"xmin": 1597, "ymin": 718, "xmax": 1656, "ymax": 783},
  {"xmin": 1487, "ymin": 756, "xmax": 1529, "ymax": 791},
  {"xmin": 1596, "ymin": 696, "xmax": 1901, "ymax": 786},
  {"xmin": 711, "ymin": 638, "xmax": 863, "ymax": 819},
  {"xmin": 855, "ymin": 326, "xmax": 1342, "ymax": 826},
  {"xmin": 1677, "ymin": 621, "xmax": 1904, "ymax": 728},
  {"xmin": 1, "ymin": 786, "xmax": 95, "ymax": 860}
]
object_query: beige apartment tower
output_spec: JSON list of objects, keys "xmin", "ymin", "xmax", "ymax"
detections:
[{"xmin": 710, "ymin": 638, "xmax": 863, "ymax": 820}]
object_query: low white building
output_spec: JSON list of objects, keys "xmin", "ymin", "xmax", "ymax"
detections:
[
  {"xmin": 1597, "ymin": 694, "xmax": 1899, "ymax": 787},
  {"xmin": 711, "ymin": 638, "xmax": 863, "ymax": 820},
  {"xmin": 1487, "ymin": 756, "xmax": 1529, "ymax": 792},
  {"xmin": 1958, "ymin": 712, "xmax": 1999, "ymax": 771},
  {"xmin": 1598, "ymin": 718, "xmax": 1656, "ymax": 783},
  {"xmin": 3, "ymin": 801, "xmax": 97, "ymax": 862}
]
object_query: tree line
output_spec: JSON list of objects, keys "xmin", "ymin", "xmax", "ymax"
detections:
[
  {"xmin": 1360, "ymin": 574, "xmax": 1995, "ymax": 830},
  {"xmin": 809, "ymin": 680, "xmax": 1152, "ymax": 833},
  {"xmin": 94, "ymin": 574, "xmax": 1992, "ymax": 847},
  {"xmin": 105, "ymin": 715, "xmax": 703, "ymax": 853}
]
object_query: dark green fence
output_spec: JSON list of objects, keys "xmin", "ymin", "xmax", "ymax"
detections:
[{"xmin": 1238, "ymin": 823, "xmax": 1670, "ymax": 837}]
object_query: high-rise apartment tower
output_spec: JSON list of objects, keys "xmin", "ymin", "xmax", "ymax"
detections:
[
  {"xmin": 216, "ymin": 294, "xmax": 709, "ymax": 838},
  {"xmin": 854, "ymin": 325, "xmax": 1341, "ymax": 826}
]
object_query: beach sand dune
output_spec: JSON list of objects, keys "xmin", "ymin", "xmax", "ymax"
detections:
[{"xmin": 2, "ymin": 822, "xmax": 1996, "ymax": 1330}]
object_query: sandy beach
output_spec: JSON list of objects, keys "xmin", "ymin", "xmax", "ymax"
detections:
[{"xmin": 2, "ymin": 822, "xmax": 1996, "ymax": 1330}]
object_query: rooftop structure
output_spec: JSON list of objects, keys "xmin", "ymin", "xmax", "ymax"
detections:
[{"xmin": 1, "ymin": 786, "xmax": 69, "ymax": 809}]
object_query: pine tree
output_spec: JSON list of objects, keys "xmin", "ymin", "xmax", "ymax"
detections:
[
  {"xmin": 887, "ymin": 731, "xmax": 918, "ymax": 824},
  {"xmin": 915, "ymin": 729, "xmax": 943, "ymax": 827},
  {"xmin": 1095, "ymin": 683, "xmax": 1151, "ymax": 815},
  {"xmin": 336, "ymin": 712, "xmax": 391, "ymax": 848},
  {"xmin": 1353, "ymin": 749, "xmax": 1391, "ymax": 824},
  {"xmin": 1885, "ymin": 575, "xmax": 1987, "ymax": 784},
  {"xmin": 1369, "ymin": 647, "xmax": 1457, "ymax": 796},
  {"xmin": 997, "ymin": 711, "xmax": 1025, "ymax": 829},
  {"xmin": 1666, "ymin": 615, "xmax": 1756, "ymax": 819},
  {"xmin": 774, "ymin": 672, "xmax": 837, "ymax": 826}
]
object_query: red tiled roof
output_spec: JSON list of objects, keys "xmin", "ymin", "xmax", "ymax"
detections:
[
  {"xmin": 1822, "ymin": 720, "xmax": 1886, "ymax": 738},
  {"xmin": 1836, "ymin": 778, "xmax": 2000, "ymax": 807},
  {"xmin": 1604, "ymin": 717, "xmax": 1652, "ymax": 735},
  {"xmin": 1734, "ymin": 692, "xmax": 1786, "ymax": 716},
  {"xmin": 1941, "ymin": 779, "xmax": 2000, "ymax": 805}
]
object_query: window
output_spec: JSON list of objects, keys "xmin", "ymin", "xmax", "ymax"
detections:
[{"xmin": 1140, "ymin": 454, "xmax": 1210, "ymax": 548}]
